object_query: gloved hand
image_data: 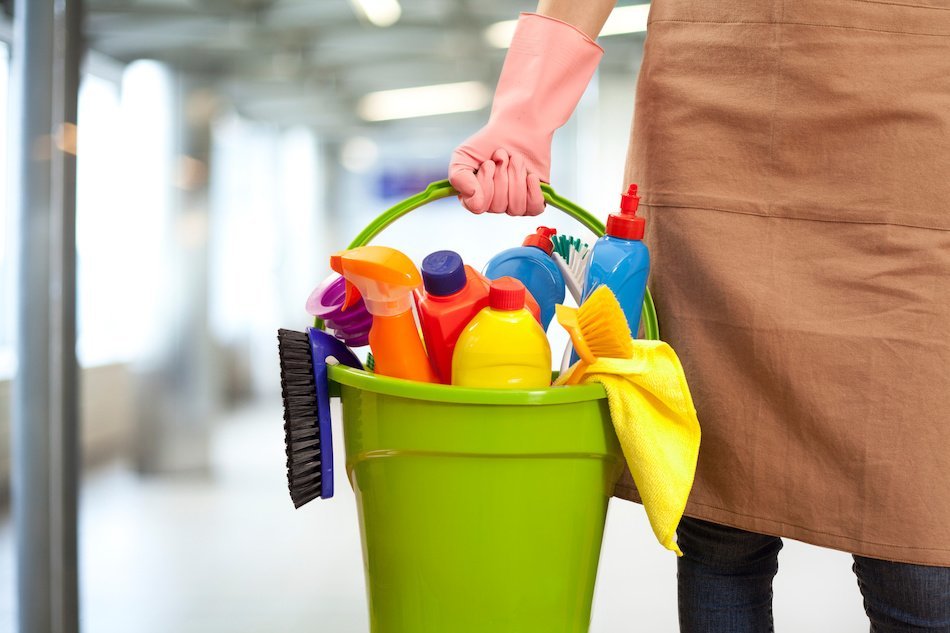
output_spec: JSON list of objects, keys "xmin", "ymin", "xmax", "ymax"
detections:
[{"xmin": 449, "ymin": 13, "xmax": 603, "ymax": 216}]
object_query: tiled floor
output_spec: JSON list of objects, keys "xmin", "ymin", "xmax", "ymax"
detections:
[{"xmin": 0, "ymin": 400, "xmax": 870, "ymax": 632}]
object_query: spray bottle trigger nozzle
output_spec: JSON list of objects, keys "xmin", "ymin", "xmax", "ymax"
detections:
[{"xmin": 342, "ymin": 280, "xmax": 362, "ymax": 311}]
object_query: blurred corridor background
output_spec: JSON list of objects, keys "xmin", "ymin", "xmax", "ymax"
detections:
[{"xmin": 0, "ymin": 1, "xmax": 871, "ymax": 631}]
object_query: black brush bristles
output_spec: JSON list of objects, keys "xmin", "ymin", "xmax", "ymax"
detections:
[{"xmin": 278, "ymin": 328, "xmax": 322, "ymax": 508}]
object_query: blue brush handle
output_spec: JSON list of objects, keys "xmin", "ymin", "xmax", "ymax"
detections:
[{"xmin": 308, "ymin": 328, "xmax": 362, "ymax": 499}]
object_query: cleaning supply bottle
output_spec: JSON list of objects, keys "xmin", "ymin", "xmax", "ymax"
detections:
[
  {"xmin": 305, "ymin": 274, "xmax": 373, "ymax": 347},
  {"xmin": 581, "ymin": 184, "xmax": 650, "ymax": 338},
  {"xmin": 330, "ymin": 246, "xmax": 438, "ymax": 383},
  {"xmin": 483, "ymin": 226, "xmax": 565, "ymax": 331},
  {"xmin": 417, "ymin": 250, "xmax": 490, "ymax": 384},
  {"xmin": 467, "ymin": 264, "xmax": 543, "ymax": 326},
  {"xmin": 452, "ymin": 277, "xmax": 552, "ymax": 389}
]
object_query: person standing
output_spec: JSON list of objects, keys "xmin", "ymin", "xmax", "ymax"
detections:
[{"xmin": 449, "ymin": 1, "xmax": 950, "ymax": 630}]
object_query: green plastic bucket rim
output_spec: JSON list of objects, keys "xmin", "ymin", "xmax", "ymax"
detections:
[
  {"xmin": 327, "ymin": 179, "xmax": 659, "ymax": 399},
  {"xmin": 329, "ymin": 363, "xmax": 607, "ymax": 405}
]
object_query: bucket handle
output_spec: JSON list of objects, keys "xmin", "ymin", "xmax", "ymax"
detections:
[{"xmin": 344, "ymin": 179, "xmax": 659, "ymax": 341}]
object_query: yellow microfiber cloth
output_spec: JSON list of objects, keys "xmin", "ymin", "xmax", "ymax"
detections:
[{"xmin": 564, "ymin": 341, "xmax": 701, "ymax": 556}]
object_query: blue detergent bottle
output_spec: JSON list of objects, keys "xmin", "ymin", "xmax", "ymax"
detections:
[
  {"xmin": 581, "ymin": 184, "xmax": 650, "ymax": 338},
  {"xmin": 484, "ymin": 226, "xmax": 565, "ymax": 331}
]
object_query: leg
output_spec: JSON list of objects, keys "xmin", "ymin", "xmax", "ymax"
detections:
[
  {"xmin": 676, "ymin": 516, "xmax": 783, "ymax": 633},
  {"xmin": 853, "ymin": 555, "xmax": 950, "ymax": 632}
]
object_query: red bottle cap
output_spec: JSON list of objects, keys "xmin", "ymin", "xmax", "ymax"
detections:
[
  {"xmin": 522, "ymin": 226, "xmax": 557, "ymax": 255},
  {"xmin": 605, "ymin": 184, "xmax": 645, "ymax": 240},
  {"xmin": 489, "ymin": 277, "xmax": 526, "ymax": 311}
]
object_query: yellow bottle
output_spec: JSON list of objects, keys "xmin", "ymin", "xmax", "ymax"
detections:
[{"xmin": 452, "ymin": 277, "xmax": 552, "ymax": 389}]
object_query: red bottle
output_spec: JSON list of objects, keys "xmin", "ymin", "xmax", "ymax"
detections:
[{"xmin": 417, "ymin": 251, "xmax": 491, "ymax": 384}]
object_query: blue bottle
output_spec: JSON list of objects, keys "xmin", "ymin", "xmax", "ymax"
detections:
[
  {"xmin": 484, "ymin": 226, "xmax": 565, "ymax": 331},
  {"xmin": 581, "ymin": 184, "xmax": 650, "ymax": 338}
]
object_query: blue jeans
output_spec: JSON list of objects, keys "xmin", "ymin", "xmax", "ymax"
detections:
[{"xmin": 676, "ymin": 517, "xmax": 950, "ymax": 632}]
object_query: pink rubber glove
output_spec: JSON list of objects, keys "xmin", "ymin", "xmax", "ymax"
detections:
[{"xmin": 450, "ymin": 13, "xmax": 603, "ymax": 216}]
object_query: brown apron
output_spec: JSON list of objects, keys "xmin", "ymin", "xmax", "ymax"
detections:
[{"xmin": 616, "ymin": 0, "xmax": 950, "ymax": 566}]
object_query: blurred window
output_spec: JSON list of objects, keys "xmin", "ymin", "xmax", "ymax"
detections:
[
  {"xmin": 76, "ymin": 71, "xmax": 125, "ymax": 366},
  {"xmin": 0, "ymin": 42, "xmax": 11, "ymax": 378},
  {"xmin": 76, "ymin": 60, "xmax": 172, "ymax": 367},
  {"xmin": 209, "ymin": 118, "xmax": 324, "ymax": 394}
]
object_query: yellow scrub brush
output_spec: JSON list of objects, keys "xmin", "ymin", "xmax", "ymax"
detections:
[{"xmin": 554, "ymin": 285, "xmax": 633, "ymax": 386}]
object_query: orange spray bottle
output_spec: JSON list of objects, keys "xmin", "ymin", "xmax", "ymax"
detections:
[{"xmin": 330, "ymin": 246, "xmax": 438, "ymax": 383}]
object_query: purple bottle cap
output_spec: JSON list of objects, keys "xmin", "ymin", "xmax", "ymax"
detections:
[
  {"xmin": 324, "ymin": 310, "xmax": 373, "ymax": 334},
  {"xmin": 421, "ymin": 250, "xmax": 466, "ymax": 297},
  {"xmin": 306, "ymin": 273, "xmax": 369, "ymax": 322},
  {"xmin": 338, "ymin": 330, "xmax": 370, "ymax": 348},
  {"xmin": 307, "ymin": 275, "xmax": 346, "ymax": 318}
]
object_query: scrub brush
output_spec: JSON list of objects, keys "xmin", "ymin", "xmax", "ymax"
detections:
[
  {"xmin": 278, "ymin": 327, "xmax": 362, "ymax": 508},
  {"xmin": 554, "ymin": 285, "xmax": 633, "ymax": 386},
  {"xmin": 551, "ymin": 235, "xmax": 590, "ymax": 304}
]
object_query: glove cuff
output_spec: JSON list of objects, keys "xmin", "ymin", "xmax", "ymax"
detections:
[
  {"xmin": 516, "ymin": 12, "xmax": 604, "ymax": 52},
  {"xmin": 490, "ymin": 12, "xmax": 604, "ymax": 133}
]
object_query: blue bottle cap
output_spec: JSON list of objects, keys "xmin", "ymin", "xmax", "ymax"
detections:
[{"xmin": 421, "ymin": 250, "xmax": 467, "ymax": 296}]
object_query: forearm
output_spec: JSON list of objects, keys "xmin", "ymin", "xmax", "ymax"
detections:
[
  {"xmin": 450, "ymin": 5, "xmax": 609, "ymax": 214},
  {"xmin": 536, "ymin": 0, "xmax": 618, "ymax": 39}
]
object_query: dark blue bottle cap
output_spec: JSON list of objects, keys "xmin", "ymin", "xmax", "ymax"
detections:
[{"xmin": 421, "ymin": 250, "xmax": 466, "ymax": 296}]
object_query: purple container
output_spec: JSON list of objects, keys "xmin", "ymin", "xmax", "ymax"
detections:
[{"xmin": 306, "ymin": 274, "xmax": 372, "ymax": 346}]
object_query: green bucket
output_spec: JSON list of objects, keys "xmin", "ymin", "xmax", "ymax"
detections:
[{"xmin": 329, "ymin": 181, "xmax": 659, "ymax": 633}]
